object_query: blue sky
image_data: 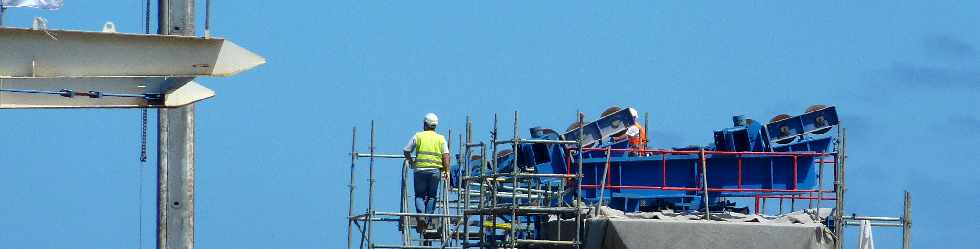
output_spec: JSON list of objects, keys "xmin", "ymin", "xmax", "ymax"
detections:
[{"xmin": 1, "ymin": 1, "xmax": 978, "ymax": 248}]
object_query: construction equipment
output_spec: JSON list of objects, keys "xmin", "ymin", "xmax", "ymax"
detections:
[{"xmin": 349, "ymin": 105, "xmax": 911, "ymax": 249}]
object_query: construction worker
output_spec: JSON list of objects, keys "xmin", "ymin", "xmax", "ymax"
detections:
[
  {"xmin": 403, "ymin": 113, "xmax": 450, "ymax": 240},
  {"xmin": 625, "ymin": 108, "xmax": 648, "ymax": 149},
  {"xmin": 604, "ymin": 107, "xmax": 648, "ymax": 149}
]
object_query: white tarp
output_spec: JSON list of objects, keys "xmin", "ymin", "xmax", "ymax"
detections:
[
  {"xmin": 1, "ymin": 0, "xmax": 64, "ymax": 10},
  {"xmin": 578, "ymin": 207, "xmax": 836, "ymax": 249},
  {"xmin": 859, "ymin": 220, "xmax": 876, "ymax": 249}
]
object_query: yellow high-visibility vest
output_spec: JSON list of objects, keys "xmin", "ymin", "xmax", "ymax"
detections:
[{"xmin": 414, "ymin": 131, "xmax": 445, "ymax": 169}]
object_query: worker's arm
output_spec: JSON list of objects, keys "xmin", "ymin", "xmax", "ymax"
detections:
[
  {"xmin": 403, "ymin": 134, "xmax": 417, "ymax": 168},
  {"xmin": 404, "ymin": 150, "xmax": 414, "ymax": 167}
]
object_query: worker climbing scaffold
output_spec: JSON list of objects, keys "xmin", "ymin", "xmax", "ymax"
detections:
[
  {"xmin": 348, "ymin": 120, "xmax": 463, "ymax": 249},
  {"xmin": 402, "ymin": 113, "xmax": 451, "ymax": 245}
]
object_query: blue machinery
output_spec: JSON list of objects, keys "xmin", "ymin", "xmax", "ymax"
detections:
[
  {"xmin": 456, "ymin": 106, "xmax": 840, "ymax": 213},
  {"xmin": 347, "ymin": 105, "xmax": 912, "ymax": 249}
]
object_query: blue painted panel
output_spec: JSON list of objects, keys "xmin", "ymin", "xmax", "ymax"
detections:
[
  {"xmin": 766, "ymin": 106, "xmax": 839, "ymax": 145},
  {"xmin": 459, "ymin": 107, "xmax": 839, "ymax": 214},
  {"xmin": 564, "ymin": 107, "xmax": 638, "ymax": 148},
  {"xmin": 575, "ymin": 145, "xmax": 828, "ymax": 203}
]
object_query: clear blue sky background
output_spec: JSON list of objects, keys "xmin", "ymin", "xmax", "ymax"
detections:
[{"xmin": 1, "ymin": 1, "xmax": 977, "ymax": 248}]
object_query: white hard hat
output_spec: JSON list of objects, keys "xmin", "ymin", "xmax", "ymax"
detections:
[{"xmin": 424, "ymin": 113, "xmax": 439, "ymax": 126}]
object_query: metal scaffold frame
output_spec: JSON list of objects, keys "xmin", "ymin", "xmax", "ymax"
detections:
[
  {"xmin": 347, "ymin": 112, "xmax": 586, "ymax": 249},
  {"xmin": 458, "ymin": 111, "xmax": 584, "ymax": 248},
  {"xmin": 346, "ymin": 114, "xmax": 910, "ymax": 249},
  {"xmin": 348, "ymin": 121, "xmax": 463, "ymax": 249}
]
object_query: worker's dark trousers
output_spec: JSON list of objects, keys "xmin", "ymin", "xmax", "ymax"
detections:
[{"xmin": 414, "ymin": 169, "xmax": 440, "ymax": 228}]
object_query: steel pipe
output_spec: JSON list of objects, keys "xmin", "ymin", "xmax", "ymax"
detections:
[
  {"xmin": 347, "ymin": 127, "xmax": 356, "ymax": 249},
  {"xmin": 844, "ymin": 215, "xmax": 902, "ymax": 222},
  {"xmin": 844, "ymin": 221, "xmax": 903, "ymax": 227},
  {"xmin": 373, "ymin": 212, "xmax": 463, "ymax": 218},
  {"xmin": 372, "ymin": 244, "xmax": 463, "ymax": 249},
  {"xmin": 355, "ymin": 153, "xmax": 409, "ymax": 159},
  {"xmin": 494, "ymin": 139, "xmax": 577, "ymax": 145}
]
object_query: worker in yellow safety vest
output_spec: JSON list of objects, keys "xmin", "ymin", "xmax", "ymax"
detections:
[{"xmin": 403, "ymin": 113, "xmax": 450, "ymax": 239}]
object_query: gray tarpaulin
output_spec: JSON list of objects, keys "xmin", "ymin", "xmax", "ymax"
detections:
[{"xmin": 580, "ymin": 207, "xmax": 835, "ymax": 249}]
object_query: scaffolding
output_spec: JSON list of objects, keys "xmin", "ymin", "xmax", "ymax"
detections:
[
  {"xmin": 347, "ymin": 112, "xmax": 586, "ymax": 249},
  {"xmin": 347, "ymin": 121, "xmax": 464, "ymax": 249},
  {"xmin": 458, "ymin": 112, "xmax": 585, "ymax": 248},
  {"xmin": 347, "ymin": 114, "xmax": 911, "ymax": 249}
]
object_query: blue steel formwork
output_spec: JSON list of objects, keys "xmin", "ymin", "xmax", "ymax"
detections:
[{"xmin": 453, "ymin": 106, "xmax": 840, "ymax": 214}]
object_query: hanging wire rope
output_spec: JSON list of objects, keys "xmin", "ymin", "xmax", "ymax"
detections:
[
  {"xmin": 137, "ymin": 1, "xmax": 151, "ymax": 249},
  {"xmin": 140, "ymin": 0, "xmax": 150, "ymax": 164}
]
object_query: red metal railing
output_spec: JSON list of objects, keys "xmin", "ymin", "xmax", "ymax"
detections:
[{"xmin": 566, "ymin": 147, "xmax": 838, "ymax": 214}]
